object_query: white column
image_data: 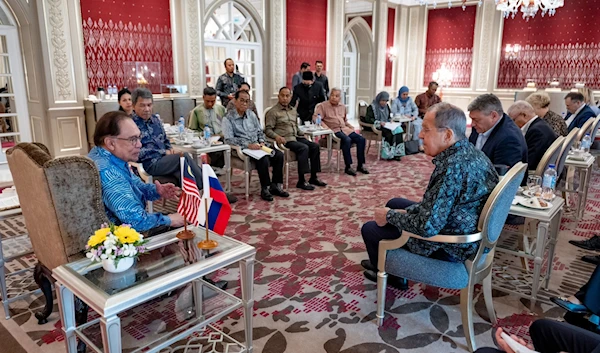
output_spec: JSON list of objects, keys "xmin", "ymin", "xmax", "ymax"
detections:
[
  {"xmin": 37, "ymin": 0, "xmax": 89, "ymax": 156},
  {"xmin": 372, "ymin": 0, "xmax": 388, "ymax": 93},
  {"xmin": 404, "ymin": 5, "xmax": 428, "ymax": 92},
  {"xmin": 393, "ymin": 6, "xmax": 409, "ymax": 90},
  {"xmin": 472, "ymin": 0, "xmax": 504, "ymax": 92},
  {"xmin": 176, "ymin": 0, "xmax": 204, "ymax": 97},
  {"xmin": 326, "ymin": 0, "xmax": 345, "ymax": 89},
  {"xmin": 266, "ymin": 0, "xmax": 286, "ymax": 99}
]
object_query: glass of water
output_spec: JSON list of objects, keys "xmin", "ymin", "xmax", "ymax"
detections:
[{"xmin": 527, "ymin": 175, "xmax": 542, "ymax": 195}]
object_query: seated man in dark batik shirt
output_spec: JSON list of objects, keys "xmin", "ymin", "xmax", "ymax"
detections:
[{"xmin": 361, "ymin": 102, "xmax": 499, "ymax": 289}]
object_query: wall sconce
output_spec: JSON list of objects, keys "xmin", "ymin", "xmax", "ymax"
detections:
[
  {"xmin": 387, "ymin": 47, "xmax": 398, "ymax": 61},
  {"xmin": 505, "ymin": 44, "xmax": 521, "ymax": 60}
]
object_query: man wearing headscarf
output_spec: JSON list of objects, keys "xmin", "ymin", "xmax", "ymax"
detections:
[
  {"xmin": 363, "ymin": 91, "xmax": 405, "ymax": 160},
  {"xmin": 290, "ymin": 71, "xmax": 326, "ymax": 123}
]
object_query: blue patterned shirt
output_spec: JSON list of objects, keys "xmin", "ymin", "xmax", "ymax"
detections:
[
  {"xmin": 88, "ymin": 146, "xmax": 170, "ymax": 232},
  {"xmin": 222, "ymin": 109, "xmax": 265, "ymax": 149},
  {"xmin": 133, "ymin": 112, "xmax": 172, "ymax": 170},
  {"xmin": 386, "ymin": 139, "xmax": 499, "ymax": 261}
]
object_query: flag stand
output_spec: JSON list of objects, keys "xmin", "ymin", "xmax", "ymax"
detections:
[{"xmin": 197, "ymin": 197, "xmax": 218, "ymax": 250}]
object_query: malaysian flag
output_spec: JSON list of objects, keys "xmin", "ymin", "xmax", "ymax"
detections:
[{"xmin": 177, "ymin": 157, "xmax": 202, "ymax": 226}]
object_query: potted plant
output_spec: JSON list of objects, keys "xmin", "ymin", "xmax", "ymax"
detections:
[{"xmin": 86, "ymin": 224, "xmax": 148, "ymax": 273}]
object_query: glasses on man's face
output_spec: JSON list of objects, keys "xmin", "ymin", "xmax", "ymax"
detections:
[
  {"xmin": 113, "ymin": 136, "xmax": 142, "ymax": 146},
  {"xmin": 238, "ymin": 98, "xmax": 250, "ymax": 104}
]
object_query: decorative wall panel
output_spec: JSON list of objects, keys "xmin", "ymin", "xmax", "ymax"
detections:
[
  {"xmin": 423, "ymin": 6, "xmax": 476, "ymax": 88},
  {"xmin": 80, "ymin": 0, "xmax": 174, "ymax": 94},
  {"xmin": 384, "ymin": 8, "xmax": 395, "ymax": 87},
  {"xmin": 285, "ymin": 0, "xmax": 327, "ymax": 88},
  {"xmin": 497, "ymin": 0, "xmax": 600, "ymax": 89}
]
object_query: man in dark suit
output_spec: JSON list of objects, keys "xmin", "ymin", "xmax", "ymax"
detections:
[
  {"xmin": 468, "ymin": 94, "xmax": 528, "ymax": 174},
  {"xmin": 565, "ymin": 92, "xmax": 597, "ymax": 131},
  {"xmin": 291, "ymin": 71, "xmax": 326, "ymax": 123},
  {"xmin": 508, "ymin": 100, "xmax": 558, "ymax": 172}
]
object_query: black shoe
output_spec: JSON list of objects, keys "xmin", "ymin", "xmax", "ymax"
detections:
[
  {"xmin": 261, "ymin": 187, "xmax": 273, "ymax": 201},
  {"xmin": 309, "ymin": 177, "xmax": 327, "ymax": 187},
  {"xmin": 226, "ymin": 193, "xmax": 238, "ymax": 204},
  {"xmin": 357, "ymin": 166, "xmax": 370, "ymax": 174},
  {"xmin": 204, "ymin": 277, "xmax": 228, "ymax": 291},
  {"xmin": 296, "ymin": 181, "xmax": 315, "ymax": 190},
  {"xmin": 345, "ymin": 167, "xmax": 357, "ymax": 176},
  {"xmin": 569, "ymin": 235, "xmax": 600, "ymax": 251},
  {"xmin": 394, "ymin": 156, "xmax": 402, "ymax": 161},
  {"xmin": 270, "ymin": 184, "xmax": 290, "ymax": 197},
  {"xmin": 582, "ymin": 255, "xmax": 600, "ymax": 265},
  {"xmin": 360, "ymin": 259, "xmax": 377, "ymax": 272},
  {"xmin": 363, "ymin": 270, "xmax": 409, "ymax": 290}
]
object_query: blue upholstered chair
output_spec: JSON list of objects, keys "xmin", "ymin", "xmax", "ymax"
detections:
[{"xmin": 375, "ymin": 162, "xmax": 527, "ymax": 352}]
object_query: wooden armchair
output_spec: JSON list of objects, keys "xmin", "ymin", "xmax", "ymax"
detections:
[{"xmin": 6, "ymin": 143, "xmax": 107, "ymax": 340}]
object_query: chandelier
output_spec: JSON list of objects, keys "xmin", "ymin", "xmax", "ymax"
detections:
[{"xmin": 417, "ymin": 0, "xmax": 565, "ymax": 18}]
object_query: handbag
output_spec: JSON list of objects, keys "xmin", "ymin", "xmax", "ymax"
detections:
[{"xmin": 404, "ymin": 140, "xmax": 420, "ymax": 155}]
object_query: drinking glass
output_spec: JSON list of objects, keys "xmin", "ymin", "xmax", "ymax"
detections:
[{"xmin": 527, "ymin": 175, "xmax": 542, "ymax": 195}]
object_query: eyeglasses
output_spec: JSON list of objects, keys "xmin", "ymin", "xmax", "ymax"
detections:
[
  {"xmin": 113, "ymin": 136, "xmax": 142, "ymax": 145},
  {"xmin": 237, "ymin": 98, "xmax": 250, "ymax": 104}
]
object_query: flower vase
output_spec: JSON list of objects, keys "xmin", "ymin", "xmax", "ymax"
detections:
[{"xmin": 102, "ymin": 257, "xmax": 134, "ymax": 273}]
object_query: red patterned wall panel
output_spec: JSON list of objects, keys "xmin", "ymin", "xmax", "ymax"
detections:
[
  {"xmin": 497, "ymin": 0, "xmax": 600, "ymax": 89},
  {"xmin": 385, "ymin": 8, "xmax": 395, "ymax": 87},
  {"xmin": 80, "ymin": 0, "xmax": 174, "ymax": 94},
  {"xmin": 423, "ymin": 6, "xmax": 476, "ymax": 88},
  {"xmin": 286, "ymin": 0, "xmax": 328, "ymax": 88}
]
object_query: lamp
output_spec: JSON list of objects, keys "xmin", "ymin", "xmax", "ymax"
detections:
[
  {"xmin": 432, "ymin": 63, "xmax": 453, "ymax": 88},
  {"xmin": 504, "ymin": 44, "xmax": 521, "ymax": 60},
  {"xmin": 387, "ymin": 47, "xmax": 398, "ymax": 61},
  {"xmin": 496, "ymin": 0, "xmax": 565, "ymax": 19}
]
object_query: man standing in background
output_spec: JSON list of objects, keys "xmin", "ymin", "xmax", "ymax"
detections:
[
  {"xmin": 216, "ymin": 58, "xmax": 244, "ymax": 107},
  {"xmin": 292, "ymin": 62, "xmax": 311, "ymax": 89},
  {"xmin": 314, "ymin": 60, "xmax": 329, "ymax": 98}
]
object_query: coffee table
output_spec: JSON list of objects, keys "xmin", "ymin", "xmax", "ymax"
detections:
[
  {"xmin": 299, "ymin": 126, "xmax": 334, "ymax": 170},
  {"xmin": 53, "ymin": 228, "xmax": 256, "ymax": 353}
]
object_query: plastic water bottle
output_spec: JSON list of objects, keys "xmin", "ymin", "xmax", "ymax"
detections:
[
  {"xmin": 316, "ymin": 114, "xmax": 322, "ymax": 127},
  {"xmin": 178, "ymin": 116, "xmax": 185, "ymax": 140},
  {"xmin": 582, "ymin": 133, "xmax": 592, "ymax": 153},
  {"xmin": 109, "ymin": 84, "xmax": 115, "ymax": 98},
  {"xmin": 541, "ymin": 164, "xmax": 557, "ymax": 201},
  {"xmin": 204, "ymin": 124, "xmax": 211, "ymax": 141}
]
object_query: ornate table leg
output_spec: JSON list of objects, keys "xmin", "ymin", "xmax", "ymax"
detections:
[
  {"xmin": 545, "ymin": 209, "xmax": 563, "ymax": 289},
  {"xmin": 531, "ymin": 220, "xmax": 550, "ymax": 308},
  {"xmin": 56, "ymin": 282, "xmax": 78, "ymax": 353},
  {"xmin": 239, "ymin": 257, "xmax": 255, "ymax": 353},
  {"xmin": 100, "ymin": 315, "xmax": 122, "ymax": 353}
]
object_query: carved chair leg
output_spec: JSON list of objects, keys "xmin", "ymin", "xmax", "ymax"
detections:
[{"xmin": 33, "ymin": 262, "xmax": 53, "ymax": 325}]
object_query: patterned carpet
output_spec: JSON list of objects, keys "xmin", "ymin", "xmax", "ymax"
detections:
[{"xmin": 0, "ymin": 149, "xmax": 598, "ymax": 353}]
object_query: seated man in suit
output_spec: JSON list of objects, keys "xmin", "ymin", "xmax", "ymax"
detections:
[
  {"xmin": 360, "ymin": 103, "xmax": 499, "ymax": 289},
  {"xmin": 89, "ymin": 111, "xmax": 184, "ymax": 233},
  {"xmin": 223, "ymin": 89, "xmax": 289, "ymax": 202},
  {"xmin": 565, "ymin": 92, "xmax": 597, "ymax": 132},
  {"xmin": 315, "ymin": 88, "xmax": 369, "ymax": 176},
  {"xmin": 265, "ymin": 87, "xmax": 327, "ymax": 190},
  {"xmin": 507, "ymin": 100, "xmax": 558, "ymax": 172},
  {"xmin": 468, "ymin": 94, "xmax": 528, "ymax": 174}
]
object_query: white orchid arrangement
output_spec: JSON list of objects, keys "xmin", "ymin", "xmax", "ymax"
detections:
[{"xmin": 85, "ymin": 223, "xmax": 148, "ymax": 266}]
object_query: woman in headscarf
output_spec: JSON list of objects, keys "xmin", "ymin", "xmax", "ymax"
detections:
[
  {"xmin": 362, "ymin": 91, "xmax": 404, "ymax": 161},
  {"xmin": 392, "ymin": 86, "xmax": 423, "ymax": 151}
]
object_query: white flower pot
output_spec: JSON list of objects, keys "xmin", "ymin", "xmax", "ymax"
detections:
[{"xmin": 102, "ymin": 257, "xmax": 134, "ymax": 273}]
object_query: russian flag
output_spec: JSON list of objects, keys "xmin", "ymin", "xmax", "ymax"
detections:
[{"xmin": 197, "ymin": 163, "xmax": 231, "ymax": 235}]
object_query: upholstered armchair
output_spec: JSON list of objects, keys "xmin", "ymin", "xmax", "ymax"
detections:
[
  {"xmin": 357, "ymin": 100, "xmax": 382, "ymax": 160},
  {"xmin": 375, "ymin": 162, "xmax": 527, "ymax": 352},
  {"xmin": 6, "ymin": 143, "xmax": 108, "ymax": 328}
]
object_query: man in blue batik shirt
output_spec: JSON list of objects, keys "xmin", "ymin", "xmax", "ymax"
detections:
[
  {"xmin": 88, "ymin": 111, "xmax": 184, "ymax": 233},
  {"xmin": 360, "ymin": 103, "xmax": 499, "ymax": 289}
]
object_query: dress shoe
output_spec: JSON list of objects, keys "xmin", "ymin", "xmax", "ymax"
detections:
[
  {"xmin": 569, "ymin": 235, "xmax": 600, "ymax": 251},
  {"xmin": 204, "ymin": 277, "xmax": 228, "ymax": 290},
  {"xmin": 309, "ymin": 177, "xmax": 327, "ymax": 187},
  {"xmin": 360, "ymin": 259, "xmax": 377, "ymax": 272},
  {"xmin": 582, "ymin": 254, "xmax": 600, "ymax": 265},
  {"xmin": 357, "ymin": 166, "xmax": 370, "ymax": 174},
  {"xmin": 550, "ymin": 296, "xmax": 589, "ymax": 313},
  {"xmin": 296, "ymin": 181, "xmax": 315, "ymax": 190},
  {"xmin": 270, "ymin": 184, "xmax": 290, "ymax": 197},
  {"xmin": 261, "ymin": 187, "xmax": 273, "ymax": 201},
  {"xmin": 226, "ymin": 193, "xmax": 238, "ymax": 204},
  {"xmin": 363, "ymin": 270, "xmax": 408, "ymax": 290},
  {"xmin": 345, "ymin": 167, "xmax": 357, "ymax": 176},
  {"xmin": 393, "ymin": 156, "xmax": 402, "ymax": 161}
]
